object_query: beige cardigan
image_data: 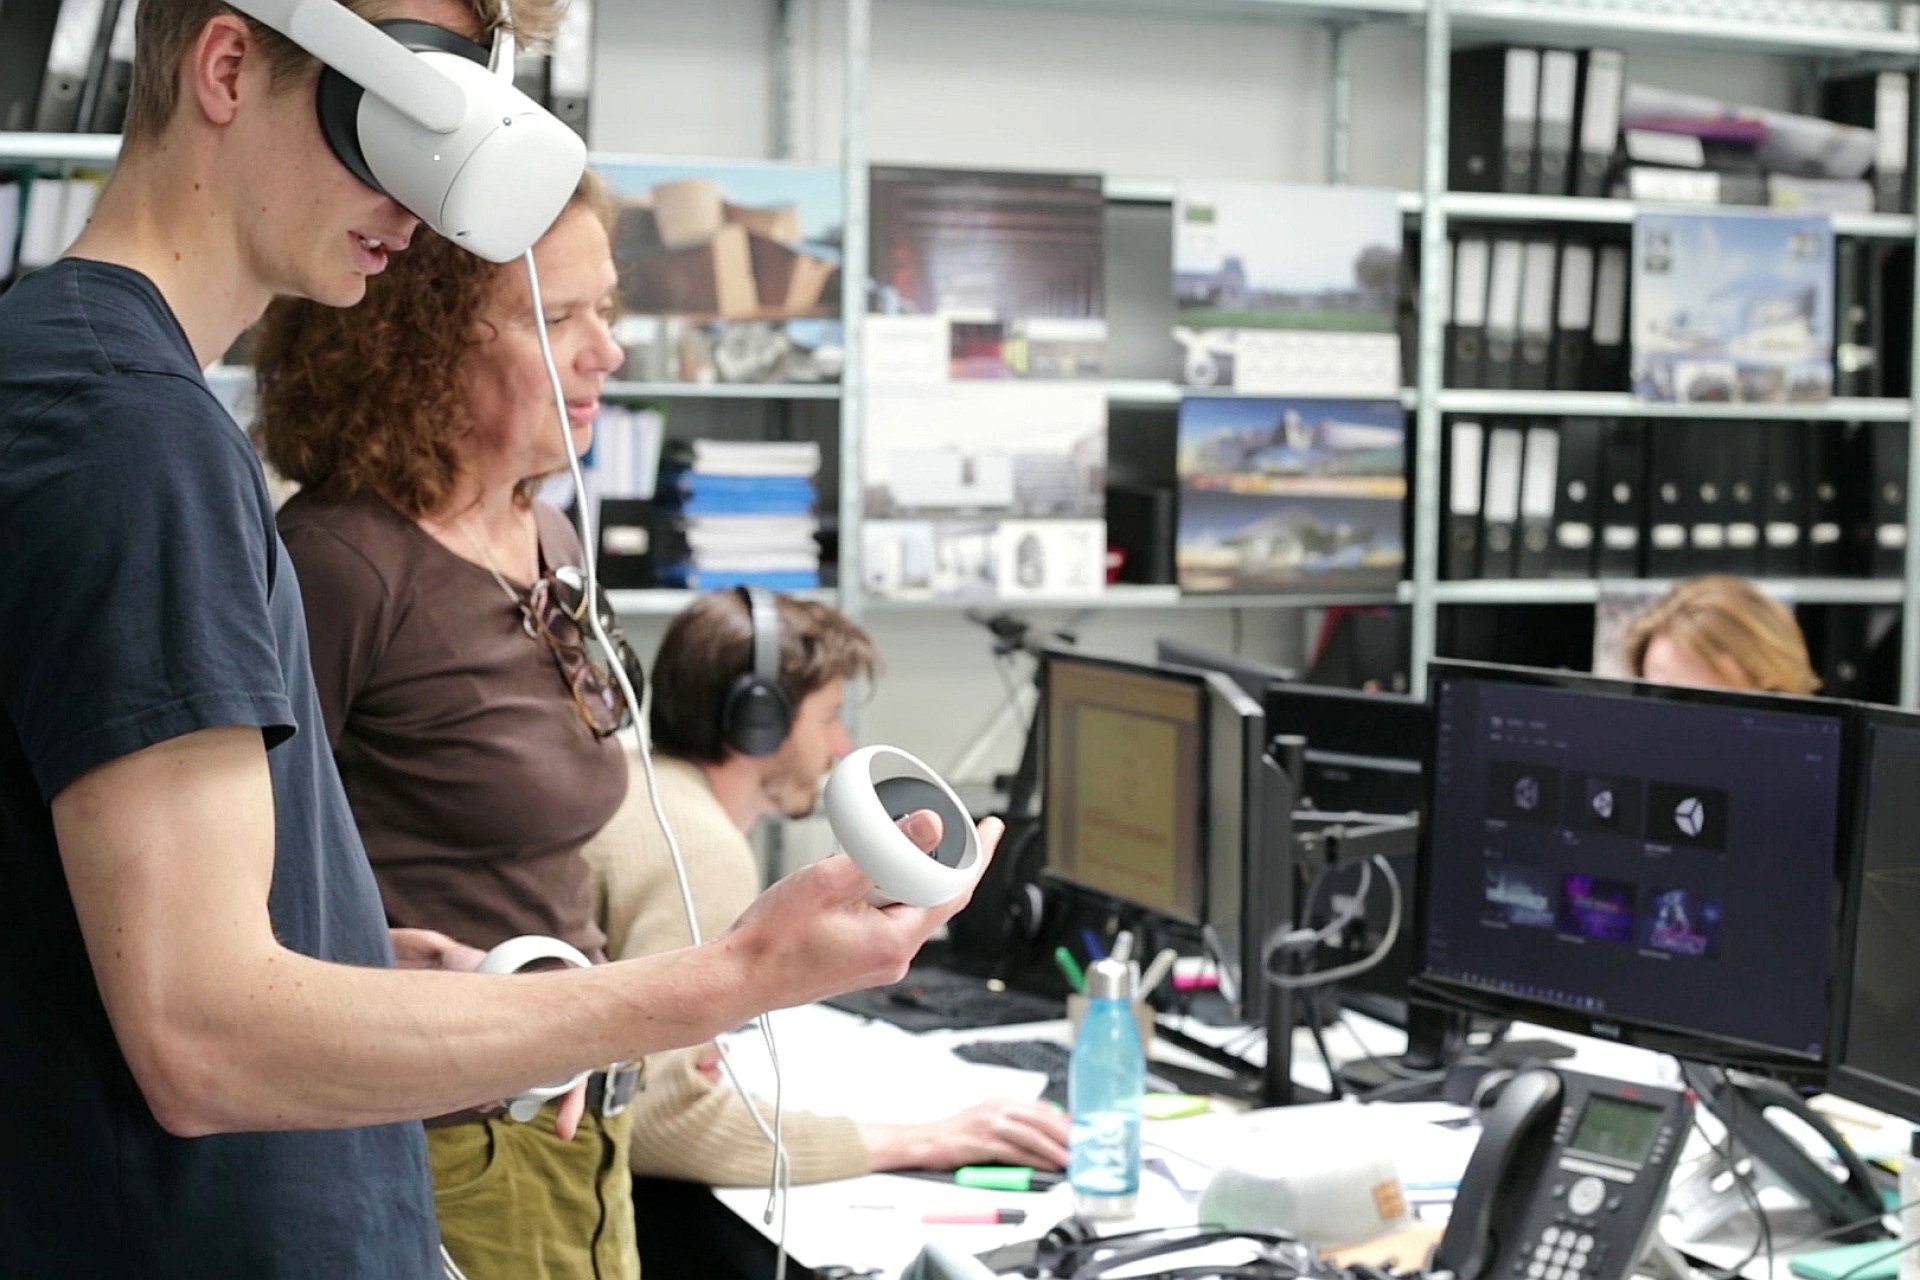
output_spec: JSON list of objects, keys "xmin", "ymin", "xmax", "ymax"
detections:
[{"xmin": 583, "ymin": 753, "xmax": 871, "ymax": 1186}]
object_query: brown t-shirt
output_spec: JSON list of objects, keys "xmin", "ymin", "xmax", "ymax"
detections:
[{"xmin": 279, "ymin": 490, "xmax": 627, "ymax": 960}]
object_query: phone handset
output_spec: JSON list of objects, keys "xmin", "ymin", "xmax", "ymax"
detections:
[{"xmin": 1434, "ymin": 1068, "xmax": 1566, "ymax": 1280}]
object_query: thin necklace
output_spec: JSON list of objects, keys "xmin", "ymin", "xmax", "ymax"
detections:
[{"xmin": 454, "ymin": 515, "xmax": 536, "ymax": 608}]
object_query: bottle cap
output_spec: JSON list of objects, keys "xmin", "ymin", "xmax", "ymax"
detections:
[{"xmin": 1085, "ymin": 957, "xmax": 1134, "ymax": 1000}]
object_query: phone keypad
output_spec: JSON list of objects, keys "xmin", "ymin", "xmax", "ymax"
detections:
[{"xmin": 1518, "ymin": 1220, "xmax": 1609, "ymax": 1280}]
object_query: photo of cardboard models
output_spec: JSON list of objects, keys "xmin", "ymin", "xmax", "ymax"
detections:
[
  {"xmin": 1176, "ymin": 395, "xmax": 1407, "ymax": 594},
  {"xmin": 596, "ymin": 158, "xmax": 845, "ymax": 383},
  {"xmin": 869, "ymin": 165, "xmax": 1107, "ymax": 379}
]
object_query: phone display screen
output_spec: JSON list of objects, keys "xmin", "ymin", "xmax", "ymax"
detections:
[{"xmin": 1568, "ymin": 1094, "xmax": 1665, "ymax": 1167}]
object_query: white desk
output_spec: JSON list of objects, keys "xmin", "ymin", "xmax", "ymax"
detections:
[
  {"xmin": 697, "ymin": 1008, "xmax": 1910, "ymax": 1280},
  {"xmin": 702, "ymin": 1005, "xmax": 1478, "ymax": 1279}
]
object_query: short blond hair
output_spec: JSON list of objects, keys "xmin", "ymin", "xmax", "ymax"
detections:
[
  {"xmin": 1625, "ymin": 575, "xmax": 1820, "ymax": 696},
  {"xmin": 123, "ymin": 0, "xmax": 564, "ymax": 146}
]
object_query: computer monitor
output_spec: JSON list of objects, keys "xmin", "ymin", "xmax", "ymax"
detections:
[
  {"xmin": 1830, "ymin": 706, "xmax": 1920, "ymax": 1122},
  {"xmin": 1040, "ymin": 650, "xmax": 1288, "ymax": 1024},
  {"xmin": 1264, "ymin": 684, "xmax": 1429, "ymax": 1025},
  {"xmin": 1414, "ymin": 661, "xmax": 1855, "ymax": 1080},
  {"xmin": 1263, "ymin": 684, "xmax": 1426, "ymax": 816},
  {"xmin": 1153, "ymin": 637, "xmax": 1295, "ymax": 704},
  {"xmin": 1042, "ymin": 651, "xmax": 1207, "ymax": 926}
]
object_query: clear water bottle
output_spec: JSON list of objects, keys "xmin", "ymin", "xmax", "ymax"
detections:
[{"xmin": 1068, "ymin": 957, "xmax": 1144, "ymax": 1219}]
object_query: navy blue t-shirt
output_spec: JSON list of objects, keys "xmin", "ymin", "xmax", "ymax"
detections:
[{"xmin": 0, "ymin": 260, "xmax": 438, "ymax": 1277}]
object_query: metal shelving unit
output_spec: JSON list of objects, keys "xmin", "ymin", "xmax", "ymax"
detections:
[
  {"xmin": 606, "ymin": 587, "xmax": 839, "ymax": 615},
  {"xmin": 14, "ymin": 0, "xmax": 1920, "ymax": 690},
  {"xmin": 0, "ymin": 133, "xmax": 119, "ymax": 163},
  {"xmin": 1407, "ymin": 0, "xmax": 1920, "ymax": 706},
  {"xmin": 1434, "ymin": 390, "xmax": 1916, "ymax": 420},
  {"xmin": 1431, "ymin": 578, "xmax": 1907, "ymax": 606},
  {"xmin": 603, "ymin": 380, "xmax": 841, "ymax": 401},
  {"xmin": 1441, "ymin": 190, "xmax": 1920, "ymax": 239}
]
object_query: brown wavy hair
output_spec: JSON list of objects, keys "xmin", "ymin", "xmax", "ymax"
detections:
[
  {"xmin": 1625, "ymin": 575, "xmax": 1821, "ymax": 696},
  {"xmin": 125, "ymin": 0, "xmax": 566, "ymax": 147},
  {"xmin": 253, "ymin": 168, "xmax": 614, "ymax": 518}
]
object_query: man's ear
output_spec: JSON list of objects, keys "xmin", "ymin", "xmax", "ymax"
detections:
[{"xmin": 186, "ymin": 13, "xmax": 268, "ymax": 128}]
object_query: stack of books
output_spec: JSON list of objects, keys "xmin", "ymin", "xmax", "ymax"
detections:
[{"xmin": 654, "ymin": 439, "xmax": 822, "ymax": 591}]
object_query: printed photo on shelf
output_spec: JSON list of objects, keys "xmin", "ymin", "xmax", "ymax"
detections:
[
  {"xmin": 864, "ymin": 382, "xmax": 1106, "ymax": 521},
  {"xmin": 1630, "ymin": 210, "xmax": 1834, "ymax": 404},
  {"xmin": 594, "ymin": 157, "xmax": 844, "ymax": 385},
  {"xmin": 861, "ymin": 382, "xmax": 1107, "ymax": 600},
  {"xmin": 1173, "ymin": 180, "xmax": 1404, "ymax": 397},
  {"xmin": 868, "ymin": 165, "xmax": 1106, "ymax": 380},
  {"xmin": 1175, "ymin": 395, "xmax": 1406, "ymax": 594},
  {"xmin": 861, "ymin": 518, "xmax": 1106, "ymax": 600}
]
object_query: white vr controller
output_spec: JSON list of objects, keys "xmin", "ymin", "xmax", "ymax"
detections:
[
  {"xmin": 822, "ymin": 746, "xmax": 983, "ymax": 908},
  {"xmin": 225, "ymin": 0, "xmax": 586, "ymax": 263},
  {"xmin": 476, "ymin": 934, "xmax": 595, "ymax": 1122}
]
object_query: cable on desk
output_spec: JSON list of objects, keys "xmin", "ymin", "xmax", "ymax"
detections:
[
  {"xmin": 1779, "ymin": 1196, "xmax": 1920, "ymax": 1252},
  {"xmin": 1683, "ymin": 1065, "xmax": 1773, "ymax": 1280},
  {"xmin": 1339, "ymin": 1011, "xmax": 1438, "ymax": 1083}
]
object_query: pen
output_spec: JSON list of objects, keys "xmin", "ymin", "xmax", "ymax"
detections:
[
  {"xmin": 1053, "ymin": 945, "xmax": 1086, "ymax": 993},
  {"xmin": 1139, "ymin": 947, "xmax": 1178, "ymax": 997},
  {"xmin": 922, "ymin": 1209, "xmax": 1028, "ymax": 1225},
  {"xmin": 1079, "ymin": 928, "xmax": 1107, "ymax": 963},
  {"xmin": 1110, "ymin": 930, "xmax": 1134, "ymax": 966}
]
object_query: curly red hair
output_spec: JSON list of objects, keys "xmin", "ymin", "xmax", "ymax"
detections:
[{"xmin": 252, "ymin": 169, "xmax": 613, "ymax": 518}]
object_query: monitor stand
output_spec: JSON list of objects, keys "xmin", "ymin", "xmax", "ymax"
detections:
[{"xmin": 1672, "ymin": 1066, "xmax": 1889, "ymax": 1244}]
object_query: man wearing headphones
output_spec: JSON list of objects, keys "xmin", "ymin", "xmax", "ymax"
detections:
[
  {"xmin": 0, "ymin": 5, "xmax": 997, "ymax": 1276},
  {"xmin": 587, "ymin": 590, "xmax": 1068, "ymax": 1263}
]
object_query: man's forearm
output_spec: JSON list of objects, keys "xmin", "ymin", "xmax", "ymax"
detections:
[{"xmin": 142, "ymin": 939, "xmax": 761, "ymax": 1136}]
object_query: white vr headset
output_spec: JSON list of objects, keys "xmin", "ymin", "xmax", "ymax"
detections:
[{"xmin": 224, "ymin": 0, "xmax": 587, "ymax": 263}]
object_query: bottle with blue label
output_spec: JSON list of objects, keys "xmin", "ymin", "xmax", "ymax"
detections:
[{"xmin": 1068, "ymin": 956, "xmax": 1144, "ymax": 1218}]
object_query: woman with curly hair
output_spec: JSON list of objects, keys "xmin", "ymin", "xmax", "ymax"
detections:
[{"xmin": 252, "ymin": 169, "xmax": 639, "ymax": 1279}]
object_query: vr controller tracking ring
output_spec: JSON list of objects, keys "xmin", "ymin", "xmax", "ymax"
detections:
[{"xmin": 822, "ymin": 746, "xmax": 981, "ymax": 908}]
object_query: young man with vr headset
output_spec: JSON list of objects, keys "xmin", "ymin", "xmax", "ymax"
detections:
[
  {"xmin": 586, "ymin": 590, "xmax": 1069, "ymax": 1269},
  {"xmin": 0, "ymin": 3, "xmax": 1000, "ymax": 1275}
]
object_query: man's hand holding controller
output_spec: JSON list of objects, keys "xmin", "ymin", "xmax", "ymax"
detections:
[
  {"xmin": 722, "ymin": 746, "xmax": 999, "ymax": 1011},
  {"xmin": 482, "ymin": 747, "xmax": 997, "ymax": 1130}
]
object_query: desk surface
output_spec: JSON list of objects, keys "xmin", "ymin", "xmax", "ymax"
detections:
[{"xmin": 701, "ymin": 1006, "xmax": 1909, "ymax": 1280}]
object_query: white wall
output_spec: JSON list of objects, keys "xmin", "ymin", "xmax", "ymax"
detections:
[{"xmin": 590, "ymin": 0, "xmax": 1808, "ymax": 831}]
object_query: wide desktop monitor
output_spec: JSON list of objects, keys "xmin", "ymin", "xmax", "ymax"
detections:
[
  {"xmin": 1041, "ymin": 649, "xmax": 1287, "ymax": 1023},
  {"xmin": 1154, "ymin": 637, "xmax": 1295, "ymax": 704},
  {"xmin": 1413, "ymin": 661, "xmax": 1855, "ymax": 1080},
  {"xmin": 1830, "ymin": 706, "xmax": 1920, "ymax": 1122},
  {"xmin": 1263, "ymin": 683, "xmax": 1427, "ymax": 816}
]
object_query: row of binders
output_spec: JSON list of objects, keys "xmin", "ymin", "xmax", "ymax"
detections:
[
  {"xmin": 0, "ymin": 0, "xmax": 139, "ymax": 135},
  {"xmin": 1446, "ymin": 232, "xmax": 1628, "ymax": 393},
  {"xmin": 1450, "ymin": 45, "xmax": 1624, "ymax": 199},
  {"xmin": 1445, "ymin": 418, "xmax": 1908, "ymax": 582},
  {"xmin": 0, "ymin": 0, "xmax": 595, "ymax": 139},
  {"xmin": 1451, "ymin": 44, "xmax": 1912, "ymax": 215},
  {"xmin": 1836, "ymin": 239, "xmax": 1914, "ymax": 399},
  {"xmin": 0, "ymin": 171, "xmax": 102, "ymax": 286}
]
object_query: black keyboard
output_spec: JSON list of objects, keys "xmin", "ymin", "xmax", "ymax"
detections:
[
  {"xmin": 952, "ymin": 1038, "xmax": 1072, "ymax": 1107},
  {"xmin": 823, "ymin": 966, "xmax": 1063, "ymax": 1033},
  {"xmin": 953, "ymin": 1036, "xmax": 1255, "ymax": 1108}
]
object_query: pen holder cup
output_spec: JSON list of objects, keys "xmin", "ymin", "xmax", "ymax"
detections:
[{"xmin": 1065, "ymin": 995, "xmax": 1156, "ymax": 1053}]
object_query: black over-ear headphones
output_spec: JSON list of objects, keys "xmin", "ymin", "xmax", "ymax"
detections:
[
  {"xmin": 721, "ymin": 586, "xmax": 793, "ymax": 758},
  {"xmin": 315, "ymin": 20, "xmax": 489, "ymax": 198}
]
